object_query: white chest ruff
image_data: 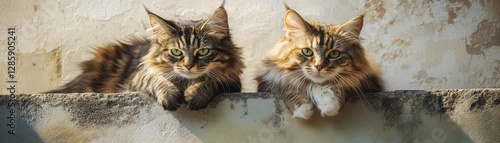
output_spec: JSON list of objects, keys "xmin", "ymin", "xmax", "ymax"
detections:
[{"xmin": 307, "ymin": 84, "xmax": 341, "ymax": 117}]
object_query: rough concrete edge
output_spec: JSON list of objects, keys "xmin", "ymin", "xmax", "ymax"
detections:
[
  {"xmin": 0, "ymin": 88, "xmax": 498, "ymax": 142},
  {"xmin": 0, "ymin": 89, "xmax": 499, "ymax": 125},
  {"xmin": 1, "ymin": 88, "xmax": 499, "ymax": 111}
]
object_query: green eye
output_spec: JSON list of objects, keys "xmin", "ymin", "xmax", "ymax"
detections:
[
  {"xmin": 328, "ymin": 50, "xmax": 341, "ymax": 58},
  {"xmin": 301, "ymin": 48, "xmax": 313, "ymax": 57},
  {"xmin": 171, "ymin": 49, "xmax": 183, "ymax": 56},
  {"xmin": 197, "ymin": 48, "xmax": 210, "ymax": 56}
]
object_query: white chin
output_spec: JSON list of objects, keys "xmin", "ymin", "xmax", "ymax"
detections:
[
  {"xmin": 307, "ymin": 75, "xmax": 328, "ymax": 83},
  {"xmin": 178, "ymin": 72, "xmax": 203, "ymax": 79}
]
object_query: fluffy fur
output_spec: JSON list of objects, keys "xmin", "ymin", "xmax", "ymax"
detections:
[
  {"xmin": 48, "ymin": 4, "xmax": 245, "ymax": 111},
  {"xmin": 255, "ymin": 5, "xmax": 383, "ymax": 119}
]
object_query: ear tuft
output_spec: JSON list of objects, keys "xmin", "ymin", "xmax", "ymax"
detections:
[
  {"xmin": 148, "ymin": 14, "xmax": 165, "ymax": 35},
  {"xmin": 284, "ymin": 9, "xmax": 309, "ymax": 38},
  {"xmin": 339, "ymin": 12, "xmax": 365, "ymax": 36},
  {"xmin": 200, "ymin": 7, "xmax": 229, "ymax": 39},
  {"xmin": 146, "ymin": 9, "xmax": 179, "ymax": 37}
]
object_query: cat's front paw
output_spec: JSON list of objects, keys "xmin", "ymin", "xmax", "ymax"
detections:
[
  {"xmin": 184, "ymin": 88, "xmax": 214, "ymax": 111},
  {"xmin": 156, "ymin": 86, "xmax": 183, "ymax": 111},
  {"xmin": 316, "ymin": 95, "xmax": 341, "ymax": 117},
  {"xmin": 318, "ymin": 102, "xmax": 341, "ymax": 117},
  {"xmin": 292, "ymin": 103, "xmax": 314, "ymax": 119}
]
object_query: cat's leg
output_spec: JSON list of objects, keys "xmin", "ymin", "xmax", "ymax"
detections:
[
  {"xmin": 152, "ymin": 81, "xmax": 183, "ymax": 111},
  {"xmin": 310, "ymin": 85, "xmax": 343, "ymax": 117},
  {"xmin": 127, "ymin": 71, "xmax": 183, "ymax": 111},
  {"xmin": 184, "ymin": 81, "xmax": 220, "ymax": 110},
  {"xmin": 282, "ymin": 91, "xmax": 314, "ymax": 119},
  {"xmin": 292, "ymin": 102, "xmax": 314, "ymax": 119},
  {"xmin": 184, "ymin": 73, "xmax": 241, "ymax": 110}
]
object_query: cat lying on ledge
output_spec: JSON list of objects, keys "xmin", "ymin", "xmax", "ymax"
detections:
[
  {"xmin": 255, "ymin": 4, "xmax": 384, "ymax": 119},
  {"xmin": 47, "ymin": 2, "xmax": 383, "ymax": 119},
  {"xmin": 47, "ymin": 2, "xmax": 245, "ymax": 111}
]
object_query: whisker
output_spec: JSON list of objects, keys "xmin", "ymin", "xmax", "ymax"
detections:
[{"xmin": 337, "ymin": 72, "xmax": 374, "ymax": 113}]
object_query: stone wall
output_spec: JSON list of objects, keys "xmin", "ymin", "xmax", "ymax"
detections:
[{"xmin": 1, "ymin": 89, "xmax": 499, "ymax": 142}]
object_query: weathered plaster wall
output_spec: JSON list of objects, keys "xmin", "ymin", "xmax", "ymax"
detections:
[
  {"xmin": 0, "ymin": 89, "xmax": 499, "ymax": 142},
  {"xmin": 0, "ymin": 0, "xmax": 499, "ymax": 94}
]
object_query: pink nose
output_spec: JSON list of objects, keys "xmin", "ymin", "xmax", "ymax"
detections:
[
  {"xmin": 315, "ymin": 65, "xmax": 323, "ymax": 71},
  {"xmin": 185, "ymin": 65, "xmax": 193, "ymax": 70}
]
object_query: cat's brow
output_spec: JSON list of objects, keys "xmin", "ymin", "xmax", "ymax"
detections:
[
  {"xmin": 326, "ymin": 37, "xmax": 334, "ymax": 49},
  {"xmin": 179, "ymin": 26, "xmax": 201, "ymax": 51},
  {"xmin": 317, "ymin": 30, "xmax": 335, "ymax": 49},
  {"xmin": 182, "ymin": 27, "xmax": 192, "ymax": 49},
  {"xmin": 318, "ymin": 32, "xmax": 325, "ymax": 46}
]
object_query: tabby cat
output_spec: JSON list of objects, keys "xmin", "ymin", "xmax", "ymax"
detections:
[
  {"xmin": 255, "ymin": 5, "xmax": 383, "ymax": 119},
  {"xmin": 48, "ymin": 4, "xmax": 245, "ymax": 111}
]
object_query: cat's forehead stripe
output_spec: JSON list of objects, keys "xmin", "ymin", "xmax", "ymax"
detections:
[
  {"xmin": 182, "ymin": 27, "xmax": 192, "ymax": 48},
  {"xmin": 318, "ymin": 32, "xmax": 325, "ymax": 46},
  {"xmin": 310, "ymin": 29, "xmax": 335, "ymax": 49},
  {"xmin": 177, "ymin": 25, "xmax": 202, "ymax": 50}
]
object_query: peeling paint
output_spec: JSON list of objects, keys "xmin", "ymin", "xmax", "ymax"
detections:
[
  {"xmin": 364, "ymin": 0, "xmax": 385, "ymax": 22},
  {"xmin": 466, "ymin": 20, "xmax": 500, "ymax": 55},
  {"xmin": 445, "ymin": 0, "xmax": 472, "ymax": 24},
  {"xmin": 380, "ymin": 48, "xmax": 402, "ymax": 62},
  {"xmin": 412, "ymin": 70, "xmax": 448, "ymax": 88},
  {"xmin": 392, "ymin": 38, "xmax": 411, "ymax": 46},
  {"xmin": 492, "ymin": 60, "xmax": 500, "ymax": 85},
  {"xmin": 449, "ymin": 0, "xmax": 472, "ymax": 8},
  {"xmin": 446, "ymin": 6, "xmax": 459, "ymax": 24},
  {"xmin": 1, "ymin": 0, "xmax": 499, "ymax": 93}
]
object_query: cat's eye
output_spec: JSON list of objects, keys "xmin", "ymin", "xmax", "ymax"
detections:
[
  {"xmin": 301, "ymin": 48, "xmax": 313, "ymax": 57},
  {"xmin": 171, "ymin": 49, "xmax": 183, "ymax": 56},
  {"xmin": 328, "ymin": 50, "xmax": 341, "ymax": 59},
  {"xmin": 197, "ymin": 48, "xmax": 210, "ymax": 56}
]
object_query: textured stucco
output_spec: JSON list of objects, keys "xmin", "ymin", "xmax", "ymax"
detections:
[
  {"xmin": 0, "ymin": 89, "xmax": 499, "ymax": 142},
  {"xmin": 0, "ymin": 0, "xmax": 499, "ymax": 94}
]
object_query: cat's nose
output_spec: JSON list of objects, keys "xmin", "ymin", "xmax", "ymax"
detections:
[
  {"xmin": 315, "ymin": 65, "xmax": 323, "ymax": 71},
  {"xmin": 185, "ymin": 65, "xmax": 193, "ymax": 70}
]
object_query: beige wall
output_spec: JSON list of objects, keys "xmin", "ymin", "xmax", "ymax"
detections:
[{"xmin": 1, "ymin": 0, "xmax": 499, "ymax": 94}]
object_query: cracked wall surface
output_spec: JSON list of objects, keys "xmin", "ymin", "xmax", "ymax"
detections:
[
  {"xmin": 0, "ymin": 0, "xmax": 499, "ymax": 94},
  {"xmin": 0, "ymin": 89, "xmax": 499, "ymax": 142}
]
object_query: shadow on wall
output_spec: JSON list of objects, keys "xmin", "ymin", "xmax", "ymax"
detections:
[
  {"xmin": 170, "ymin": 91, "xmax": 477, "ymax": 143},
  {"xmin": 0, "ymin": 105, "xmax": 43, "ymax": 142},
  {"xmin": 362, "ymin": 91, "xmax": 474, "ymax": 142},
  {"xmin": 1, "ymin": 89, "xmax": 498, "ymax": 142}
]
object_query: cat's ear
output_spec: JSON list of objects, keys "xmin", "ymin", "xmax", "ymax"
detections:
[
  {"xmin": 200, "ymin": 6, "xmax": 229, "ymax": 39},
  {"xmin": 146, "ymin": 10, "xmax": 179, "ymax": 36},
  {"xmin": 284, "ymin": 8, "xmax": 309, "ymax": 38},
  {"xmin": 339, "ymin": 12, "xmax": 365, "ymax": 36}
]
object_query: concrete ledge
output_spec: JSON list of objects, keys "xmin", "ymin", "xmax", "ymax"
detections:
[{"xmin": 0, "ymin": 89, "xmax": 499, "ymax": 143}]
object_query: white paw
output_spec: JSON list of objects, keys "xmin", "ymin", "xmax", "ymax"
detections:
[
  {"xmin": 318, "ymin": 102, "xmax": 341, "ymax": 117},
  {"xmin": 308, "ymin": 85, "xmax": 342, "ymax": 117},
  {"xmin": 292, "ymin": 104, "xmax": 314, "ymax": 119}
]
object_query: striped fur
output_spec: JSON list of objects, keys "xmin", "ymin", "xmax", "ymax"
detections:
[
  {"xmin": 255, "ymin": 6, "xmax": 383, "ymax": 119},
  {"xmin": 46, "ymin": 39, "xmax": 150, "ymax": 93},
  {"xmin": 48, "ymin": 5, "xmax": 244, "ymax": 111}
]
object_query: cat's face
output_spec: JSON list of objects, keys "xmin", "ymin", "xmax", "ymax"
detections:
[
  {"xmin": 279, "ymin": 9, "xmax": 367, "ymax": 84},
  {"xmin": 147, "ymin": 7, "xmax": 232, "ymax": 79}
]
